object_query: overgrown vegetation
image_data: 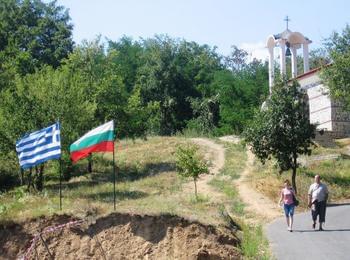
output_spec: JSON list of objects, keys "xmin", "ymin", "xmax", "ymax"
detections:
[
  {"xmin": 241, "ymin": 223, "xmax": 270, "ymax": 259},
  {"xmin": 248, "ymin": 142, "xmax": 350, "ymax": 208}
]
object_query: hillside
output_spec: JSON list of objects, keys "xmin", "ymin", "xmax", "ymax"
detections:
[
  {"xmin": 247, "ymin": 138, "xmax": 350, "ymax": 209},
  {"xmin": 0, "ymin": 137, "xmax": 256, "ymax": 259}
]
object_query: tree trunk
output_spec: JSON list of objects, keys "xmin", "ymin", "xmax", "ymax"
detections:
[
  {"xmin": 20, "ymin": 168, "xmax": 24, "ymax": 186},
  {"xmin": 194, "ymin": 178, "xmax": 198, "ymax": 200},
  {"xmin": 35, "ymin": 164, "xmax": 45, "ymax": 191},
  {"xmin": 27, "ymin": 168, "xmax": 33, "ymax": 191},
  {"xmin": 88, "ymin": 154, "xmax": 92, "ymax": 173},
  {"xmin": 292, "ymin": 152, "xmax": 298, "ymax": 194}
]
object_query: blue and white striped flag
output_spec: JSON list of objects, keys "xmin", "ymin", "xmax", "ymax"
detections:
[{"xmin": 16, "ymin": 122, "xmax": 61, "ymax": 169}]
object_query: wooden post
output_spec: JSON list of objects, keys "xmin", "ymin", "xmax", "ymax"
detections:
[{"xmin": 39, "ymin": 234, "xmax": 53, "ymax": 260}]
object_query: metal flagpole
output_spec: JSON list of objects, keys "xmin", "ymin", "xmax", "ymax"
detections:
[
  {"xmin": 59, "ymin": 158, "xmax": 62, "ymax": 210},
  {"xmin": 58, "ymin": 119, "xmax": 62, "ymax": 211},
  {"xmin": 113, "ymin": 140, "xmax": 116, "ymax": 211}
]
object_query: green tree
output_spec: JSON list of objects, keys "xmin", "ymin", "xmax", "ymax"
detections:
[
  {"xmin": 0, "ymin": 0, "xmax": 73, "ymax": 74},
  {"xmin": 138, "ymin": 35, "xmax": 222, "ymax": 135},
  {"xmin": 224, "ymin": 45, "xmax": 248, "ymax": 72},
  {"xmin": 175, "ymin": 144, "xmax": 209, "ymax": 199},
  {"xmin": 186, "ymin": 95, "xmax": 219, "ymax": 135},
  {"xmin": 125, "ymin": 87, "xmax": 160, "ymax": 139},
  {"xmin": 244, "ymin": 80, "xmax": 316, "ymax": 193},
  {"xmin": 66, "ymin": 39, "xmax": 137, "ymax": 138},
  {"xmin": 309, "ymin": 48, "xmax": 331, "ymax": 70},
  {"xmin": 0, "ymin": 0, "xmax": 73, "ymax": 93},
  {"xmin": 0, "ymin": 65, "xmax": 96, "ymax": 190},
  {"xmin": 108, "ymin": 36, "xmax": 143, "ymax": 93},
  {"xmin": 321, "ymin": 24, "xmax": 350, "ymax": 110},
  {"xmin": 213, "ymin": 59, "xmax": 269, "ymax": 135}
]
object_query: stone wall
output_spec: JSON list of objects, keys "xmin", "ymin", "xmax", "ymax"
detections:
[{"xmin": 297, "ymin": 72, "xmax": 350, "ymax": 138}]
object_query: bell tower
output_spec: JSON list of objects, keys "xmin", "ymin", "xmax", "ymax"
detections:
[{"xmin": 266, "ymin": 16, "xmax": 312, "ymax": 93}]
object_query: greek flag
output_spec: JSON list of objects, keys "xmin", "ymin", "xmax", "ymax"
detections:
[{"xmin": 16, "ymin": 122, "xmax": 61, "ymax": 169}]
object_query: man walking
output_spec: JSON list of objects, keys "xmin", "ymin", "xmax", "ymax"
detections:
[{"xmin": 308, "ymin": 175, "xmax": 329, "ymax": 231}]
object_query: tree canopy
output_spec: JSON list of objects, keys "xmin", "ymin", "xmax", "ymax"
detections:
[
  {"xmin": 0, "ymin": 0, "xmax": 73, "ymax": 92},
  {"xmin": 0, "ymin": 2, "xmax": 271, "ymax": 191},
  {"xmin": 321, "ymin": 24, "xmax": 350, "ymax": 110},
  {"xmin": 244, "ymin": 80, "xmax": 316, "ymax": 192}
]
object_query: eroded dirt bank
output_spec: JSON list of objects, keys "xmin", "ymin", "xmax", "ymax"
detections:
[{"xmin": 0, "ymin": 213, "xmax": 240, "ymax": 260}]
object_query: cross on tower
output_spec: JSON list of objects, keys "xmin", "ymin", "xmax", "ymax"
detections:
[{"xmin": 284, "ymin": 15, "xmax": 291, "ymax": 30}]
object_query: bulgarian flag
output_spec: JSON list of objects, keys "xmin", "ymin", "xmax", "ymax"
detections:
[{"xmin": 70, "ymin": 121, "xmax": 114, "ymax": 163}]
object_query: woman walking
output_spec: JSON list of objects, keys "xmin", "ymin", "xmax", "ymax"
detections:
[{"xmin": 278, "ymin": 179, "xmax": 297, "ymax": 232}]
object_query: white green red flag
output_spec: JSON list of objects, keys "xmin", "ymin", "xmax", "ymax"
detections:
[{"xmin": 70, "ymin": 121, "xmax": 114, "ymax": 163}]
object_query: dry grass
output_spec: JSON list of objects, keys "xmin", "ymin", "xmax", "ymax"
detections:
[
  {"xmin": 209, "ymin": 142, "xmax": 246, "ymax": 215},
  {"xmin": 311, "ymin": 138, "xmax": 350, "ymax": 156},
  {"xmin": 0, "ymin": 137, "xmax": 247, "ymax": 226},
  {"xmin": 0, "ymin": 137, "xmax": 273, "ymax": 259},
  {"xmin": 208, "ymin": 142, "xmax": 271, "ymax": 260},
  {"xmin": 335, "ymin": 137, "xmax": 350, "ymax": 148},
  {"xmin": 248, "ymin": 147, "xmax": 350, "ymax": 210}
]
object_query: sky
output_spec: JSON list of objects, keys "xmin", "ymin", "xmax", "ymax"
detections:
[{"xmin": 54, "ymin": 0, "xmax": 350, "ymax": 60}]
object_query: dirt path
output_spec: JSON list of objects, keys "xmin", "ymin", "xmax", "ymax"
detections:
[
  {"xmin": 192, "ymin": 136, "xmax": 280, "ymax": 222},
  {"xmin": 234, "ymin": 149, "xmax": 280, "ymax": 222},
  {"xmin": 182, "ymin": 138, "xmax": 226, "ymax": 203}
]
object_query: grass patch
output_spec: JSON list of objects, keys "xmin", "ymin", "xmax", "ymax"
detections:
[
  {"xmin": 209, "ymin": 178, "xmax": 245, "ymax": 215},
  {"xmin": 335, "ymin": 137, "xmax": 350, "ymax": 148},
  {"xmin": 300, "ymin": 158, "xmax": 350, "ymax": 200},
  {"xmin": 0, "ymin": 137, "xmax": 248, "ymax": 227},
  {"xmin": 249, "ymin": 148, "xmax": 350, "ymax": 210},
  {"xmin": 219, "ymin": 142, "xmax": 247, "ymax": 179},
  {"xmin": 310, "ymin": 138, "xmax": 350, "ymax": 156},
  {"xmin": 0, "ymin": 137, "xmax": 189, "ymax": 222},
  {"xmin": 0, "ymin": 136, "xmax": 274, "ymax": 259},
  {"xmin": 208, "ymin": 142, "xmax": 247, "ymax": 215},
  {"xmin": 240, "ymin": 223, "xmax": 270, "ymax": 259},
  {"xmin": 189, "ymin": 194, "xmax": 210, "ymax": 204},
  {"xmin": 211, "ymin": 142, "xmax": 271, "ymax": 259}
]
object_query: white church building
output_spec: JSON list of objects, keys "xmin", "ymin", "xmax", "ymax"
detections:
[{"xmin": 266, "ymin": 26, "xmax": 350, "ymax": 138}]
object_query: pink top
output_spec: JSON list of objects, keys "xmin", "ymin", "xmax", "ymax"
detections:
[{"xmin": 281, "ymin": 187, "xmax": 294, "ymax": 205}]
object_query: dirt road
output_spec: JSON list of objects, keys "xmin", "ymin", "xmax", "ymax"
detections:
[
  {"xmin": 235, "ymin": 149, "xmax": 280, "ymax": 221},
  {"xmin": 182, "ymin": 138, "xmax": 226, "ymax": 203},
  {"xmin": 190, "ymin": 137, "xmax": 280, "ymax": 222}
]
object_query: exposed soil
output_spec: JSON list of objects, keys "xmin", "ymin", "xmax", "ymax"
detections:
[
  {"xmin": 0, "ymin": 136, "xmax": 281, "ymax": 259},
  {"xmin": 182, "ymin": 138, "xmax": 227, "ymax": 203},
  {"xmin": 0, "ymin": 213, "xmax": 240, "ymax": 260},
  {"xmin": 234, "ymin": 149, "xmax": 280, "ymax": 222},
  {"xmin": 188, "ymin": 137, "xmax": 280, "ymax": 222}
]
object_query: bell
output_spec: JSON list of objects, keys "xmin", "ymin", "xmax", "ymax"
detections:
[
  {"xmin": 285, "ymin": 47, "xmax": 292, "ymax": 56},
  {"xmin": 285, "ymin": 41, "xmax": 291, "ymax": 56}
]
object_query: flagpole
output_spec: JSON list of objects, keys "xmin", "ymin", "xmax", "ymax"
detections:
[
  {"xmin": 113, "ymin": 140, "xmax": 116, "ymax": 211},
  {"xmin": 57, "ymin": 119, "xmax": 62, "ymax": 211},
  {"xmin": 59, "ymin": 159, "xmax": 62, "ymax": 210}
]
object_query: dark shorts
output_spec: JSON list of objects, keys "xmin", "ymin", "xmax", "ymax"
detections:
[
  {"xmin": 284, "ymin": 203, "xmax": 295, "ymax": 217},
  {"xmin": 312, "ymin": 200, "xmax": 327, "ymax": 223}
]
